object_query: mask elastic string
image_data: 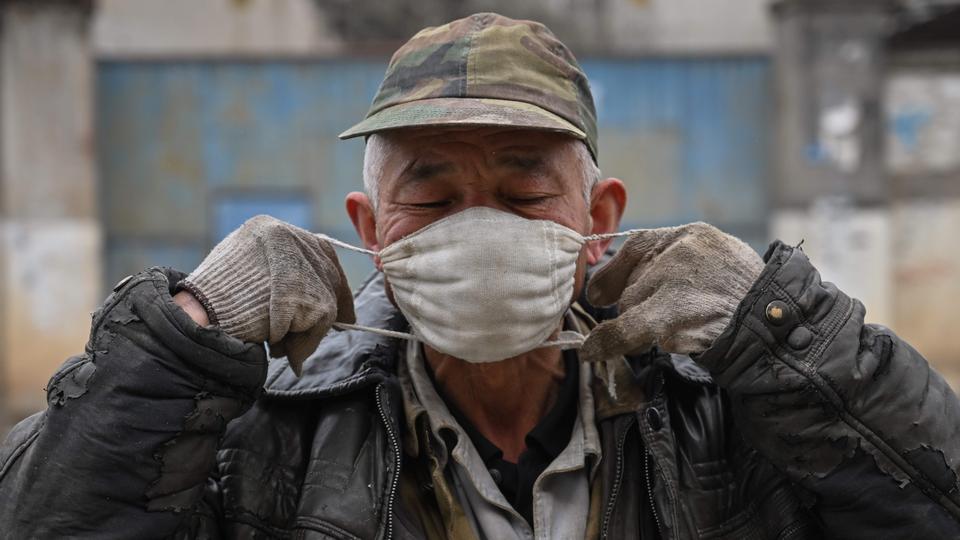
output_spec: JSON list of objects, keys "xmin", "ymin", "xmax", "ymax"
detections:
[
  {"xmin": 316, "ymin": 234, "xmax": 379, "ymax": 256},
  {"xmin": 580, "ymin": 229, "xmax": 647, "ymax": 243},
  {"xmin": 332, "ymin": 321, "xmax": 416, "ymax": 341},
  {"xmin": 539, "ymin": 330, "xmax": 585, "ymax": 350},
  {"xmin": 333, "ymin": 322, "xmax": 584, "ymax": 351}
]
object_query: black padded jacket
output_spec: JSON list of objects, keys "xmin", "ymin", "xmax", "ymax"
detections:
[{"xmin": 1, "ymin": 242, "xmax": 958, "ymax": 539}]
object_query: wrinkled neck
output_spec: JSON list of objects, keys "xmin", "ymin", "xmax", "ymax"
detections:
[{"xmin": 424, "ymin": 342, "xmax": 566, "ymax": 463}]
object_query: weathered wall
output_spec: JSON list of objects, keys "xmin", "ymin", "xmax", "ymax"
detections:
[
  {"xmin": 887, "ymin": 71, "xmax": 960, "ymax": 178},
  {"xmin": 602, "ymin": 0, "xmax": 772, "ymax": 53},
  {"xmin": 93, "ymin": 0, "xmax": 340, "ymax": 57},
  {"xmin": 891, "ymin": 199, "xmax": 960, "ymax": 390},
  {"xmin": 92, "ymin": 0, "xmax": 772, "ymax": 57},
  {"xmin": 884, "ymin": 62, "xmax": 960, "ymax": 391},
  {"xmin": 769, "ymin": 0, "xmax": 896, "ymax": 323},
  {"xmin": 0, "ymin": 1, "xmax": 101, "ymax": 427}
]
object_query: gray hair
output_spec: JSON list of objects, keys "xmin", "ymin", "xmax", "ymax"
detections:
[{"xmin": 362, "ymin": 133, "xmax": 601, "ymax": 210}]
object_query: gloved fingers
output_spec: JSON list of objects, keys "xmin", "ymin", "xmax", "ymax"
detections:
[
  {"xmin": 586, "ymin": 227, "xmax": 681, "ymax": 307},
  {"xmin": 579, "ymin": 303, "xmax": 661, "ymax": 363},
  {"xmin": 272, "ymin": 328, "xmax": 325, "ymax": 377}
]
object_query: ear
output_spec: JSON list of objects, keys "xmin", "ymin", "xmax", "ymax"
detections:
[
  {"xmin": 585, "ymin": 178, "xmax": 627, "ymax": 265},
  {"xmin": 345, "ymin": 192, "xmax": 382, "ymax": 269}
]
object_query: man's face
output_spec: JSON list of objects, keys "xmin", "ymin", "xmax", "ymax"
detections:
[
  {"xmin": 374, "ymin": 127, "xmax": 591, "ymax": 246},
  {"xmin": 346, "ymin": 126, "xmax": 625, "ymax": 305}
]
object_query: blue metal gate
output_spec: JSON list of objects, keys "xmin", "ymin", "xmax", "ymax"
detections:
[{"xmin": 97, "ymin": 57, "xmax": 771, "ymax": 290}]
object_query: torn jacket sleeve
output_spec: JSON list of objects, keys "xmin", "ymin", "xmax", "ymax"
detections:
[
  {"xmin": 699, "ymin": 242, "xmax": 960, "ymax": 538},
  {"xmin": 0, "ymin": 267, "xmax": 267, "ymax": 538}
]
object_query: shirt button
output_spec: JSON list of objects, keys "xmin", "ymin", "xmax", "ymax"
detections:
[
  {"xmin": 489, "ymin": 468, "xmax": 502, "ymax": 485},
  {"xmin": 765, "ymin": 300, "xmax": 790, "ymax": 326},
  {"xmin": 646, "ymin": 407, "xmax": 663, "ymax": 431},
  {"xmin": 787, "ymin": 326, "xmax": 813, "ymax": 350}
]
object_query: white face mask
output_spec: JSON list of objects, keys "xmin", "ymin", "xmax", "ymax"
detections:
[{"xmin": 322, "ymin": 206, "xmax": 630, "ymax": 363}]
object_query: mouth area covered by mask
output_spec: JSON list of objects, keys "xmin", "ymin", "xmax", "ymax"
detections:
[{"xmin": 321, "ymin": 206, "xmax": 635, "ymax": 363}]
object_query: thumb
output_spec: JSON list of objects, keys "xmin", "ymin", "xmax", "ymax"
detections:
[
  {"xmin": 587, "ymin": 228, "xmax": 661, "ymax": 307},
  {"xmin": 579, "ymin": 305, "xmax": 660, "ymax": 363}
]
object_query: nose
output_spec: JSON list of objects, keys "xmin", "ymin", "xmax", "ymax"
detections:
[{"xmin": 455, "ymin": 191, "xmax": 513, "ymax": 216}]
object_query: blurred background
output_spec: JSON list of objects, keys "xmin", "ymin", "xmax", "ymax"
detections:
[{"xmin": 1, "ymin": 0, "xmax": 959, "ymax": 435}]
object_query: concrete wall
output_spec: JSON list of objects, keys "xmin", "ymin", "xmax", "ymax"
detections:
[
  {"xmin": 891, "ymin": 199, "xmax": 960, "ymax": 389},
  {"xmin": 887, "ymin": 71, "xmax": 960, "ymax": 176},
  {"xmin": 91, "ymin": 0, "xmax": 772, "ymax": 57},
  {"xmin": 93, "ymin": 0, "xmax": 340, "ymax": 57},
  {"xmin": 602, "ymin": 0, "xmax": 772, "ymax": 53},
  {"xmin": 769, "ymin": 0, "xmax": 896, "ymax": 327},
  {"xmin": 772, "ymin": 0, "xmax": 893, "ymax": 207},
  {"xmin": 885, "ymin": 61, "xmax": 960, "ymax": 390},
  {"xmin": 0, "ymin": 1, "xmax": 101, "ymax": 428}
]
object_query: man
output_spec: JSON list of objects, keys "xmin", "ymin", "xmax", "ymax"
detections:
[{"xmin": 1, "ymin": 12, "xmax": 958, "ymax": 539}]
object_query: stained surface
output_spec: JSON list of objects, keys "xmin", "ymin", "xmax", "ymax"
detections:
[{"xmin": 97, "ymin": 57, "xmax": 771, "ymax": 289}]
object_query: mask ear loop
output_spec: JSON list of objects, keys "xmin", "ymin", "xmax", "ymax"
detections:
[
  {"xmin": 331, "ymin": 321, "xmax": 418, "ymax": 340},
  {"xmin": 540, "ymin": 330, "xmax": 585, "ymax": 350},
  {"xmin": 316, "ymin": 234, "xmax": 379, "ymax": 256},
  {"xmin": 580, "ymin": 229, "xmax": 647, "ymax": 243},
  {"xmin": 333, "ymin": 322, "xmax": 585, "ymax": 351},
  {"xmin": 317, "ymin": 229, "xmax": 645, "ymax": 257}
]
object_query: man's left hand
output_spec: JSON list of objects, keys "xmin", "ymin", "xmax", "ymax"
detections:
[{"xmin": 580, "ymin": 222, "xmax": 764, "ymax": 362}]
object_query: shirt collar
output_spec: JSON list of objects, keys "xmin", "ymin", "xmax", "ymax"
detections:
[{"xmin": 398, "ymin": 309, "xmax": 602, "ymax": 476}]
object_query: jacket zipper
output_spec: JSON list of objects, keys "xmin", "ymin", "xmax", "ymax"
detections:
[
  {"xmin": 376, "ymin": 383, "xmax": 401, "ymax": 540},
  {"xmin": 646, "ymin": 371, "xmax": 666, "ymax": 538},
  {"xmin": 644, "ymin": 450, "xmax": 663, "ymax": 537},
  {"xmin": 600, "ymin": 416, "xmax": 635, "ymax": 539}
]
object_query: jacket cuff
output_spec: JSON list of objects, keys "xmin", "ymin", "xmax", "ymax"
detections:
[
  {"xmin": 697, "ymin": 241, "xmax": 841, "ymax": 383},
  {"xmin": 107, "ymin": 267, "xmax": 268, "ymax": 396}
]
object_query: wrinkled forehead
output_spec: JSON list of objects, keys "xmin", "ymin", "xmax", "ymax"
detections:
[{"xmin": 371, "ymin": 126, "xmax": 586, "ymax": 174}]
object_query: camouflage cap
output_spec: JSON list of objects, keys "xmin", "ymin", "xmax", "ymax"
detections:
[{"xmin": 339, "ymin": 12, "xmax": 599, "ymax": 160}]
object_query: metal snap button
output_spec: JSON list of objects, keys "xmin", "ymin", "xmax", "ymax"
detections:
[{"xmin": 765, "ymin": 300, "xmax": 790, "ymax": 326}]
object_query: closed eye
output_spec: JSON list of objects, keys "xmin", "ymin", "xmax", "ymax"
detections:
[
  {"xmin": 407, "ymin": 200, "xmax": 451, "ymax": 209},
  {"xmin": 508, "ymin": 195, "xmax": 554, "ymax": 205}
]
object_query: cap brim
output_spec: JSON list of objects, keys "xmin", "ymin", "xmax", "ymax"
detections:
[{"xmin": 338, "ymin": 97, "xmax": 587, "ymax": 140}]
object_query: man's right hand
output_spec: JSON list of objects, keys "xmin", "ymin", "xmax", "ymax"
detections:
[{"xmin": 177, "ymin": 215, "xmax": 356, "ymax": 375}]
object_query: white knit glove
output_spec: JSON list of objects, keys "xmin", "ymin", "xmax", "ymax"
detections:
[
  {"xmin": 580, "ymin": 222, "xmax": 763, "ymax": 362},
  {"xmin": 178, "ymin": 215, "xmax": 355, "ymax": 374}
]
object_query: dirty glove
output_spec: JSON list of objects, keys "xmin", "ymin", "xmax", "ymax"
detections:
[
  {"xmin": 178, "ymin": 215, "xmax": 355, "ymax": 375},
  {"xmin": 580, "ymin": 222, "xmax": 763, "ymax": 362}
]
